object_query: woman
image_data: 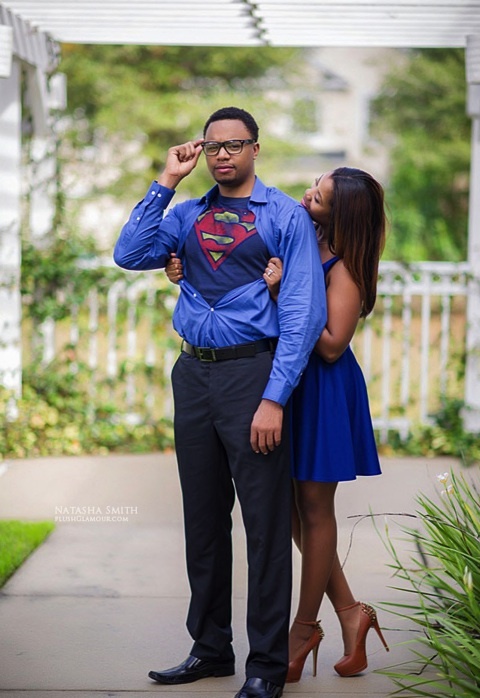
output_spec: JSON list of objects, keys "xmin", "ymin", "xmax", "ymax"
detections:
[{"xmin": 165, "ymin": 167, "xmax": 389, "ymax": 682}]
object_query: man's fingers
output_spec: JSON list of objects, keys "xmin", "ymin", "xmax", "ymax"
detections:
[
  {"xmin": 250, "ymin": 427, "xmax": 260, "ymax": 453},
  {"xmin": 250, "ymin": 400, "xmax": 283, "ymax": 454},
  {"xmin": 174, "ymin": 140, "xmax": 204, "ymax": 163},
  {"xmin": 250, "ymin": 427, "xmax": 269, "ymax": 455},
  {"xmin": 251, "ymin": 429, "xmax": 280, "ymax": 455},
  {"xmin": 266, "ymin": 429, "xmax": 281, "ymax": 451}
]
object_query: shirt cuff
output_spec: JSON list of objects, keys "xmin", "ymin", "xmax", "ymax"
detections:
[
  {"xmin": 146, "ymin": 181, "xmax": 176, "ymax": 208},
  {"xmin": 261, "ymin": 379, "xmax": 292, "ymax": 407}
]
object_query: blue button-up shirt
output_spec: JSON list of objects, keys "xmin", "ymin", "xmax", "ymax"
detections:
[{"xmin": 114, "ymin": 177, "xmax": 326, "ymax": 406}]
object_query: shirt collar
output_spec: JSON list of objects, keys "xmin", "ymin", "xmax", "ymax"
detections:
[{"xmin": 201, "ymin": 176, "xmax": 268, "ymax": 207}]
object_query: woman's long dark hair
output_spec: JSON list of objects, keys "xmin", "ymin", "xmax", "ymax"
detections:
[{"xmin": 325, "ymin": 167, "xmax": 386, "ymax": 317}]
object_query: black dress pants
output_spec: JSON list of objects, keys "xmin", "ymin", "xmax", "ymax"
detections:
[{"xmin": 171, "ymin": 350, "xmax": 292, "ymax": 686}]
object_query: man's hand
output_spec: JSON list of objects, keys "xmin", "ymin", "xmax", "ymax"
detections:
[
  {"xmin": 158, "ymin": 139, "xmax": 204, "ymax": 190},
  {"xmin": 250, "ymin": 399, "xmax": 283, "ymax": 455}
]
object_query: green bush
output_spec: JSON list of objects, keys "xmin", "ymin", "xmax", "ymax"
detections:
[
  {"xmin": 384, "ymin": 399, "xmax": 480, "ymax": 465},
  {"xmin": 379, "ymin": 470, "xmax": 480, "ymax": 697},
  {"xmin": 7, "ymin": 228, "xmax": 177, "ymax": 461},
  {"xmin": 0, "ymin": 358, "xmax": 174, "ymax": 460},
  {"xmin": 0, "ymin": 520, "xmax": 55, "ymax": 587}
]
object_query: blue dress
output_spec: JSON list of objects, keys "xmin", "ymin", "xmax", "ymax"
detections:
[{"xmin": 291, "ymin": 257, "xmax": 381, "ymax": 482}]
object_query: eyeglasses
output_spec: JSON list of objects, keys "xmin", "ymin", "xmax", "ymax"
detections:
[{"xmin": 201, "ymin": 139, "xmax": 256, "ymax": 156}]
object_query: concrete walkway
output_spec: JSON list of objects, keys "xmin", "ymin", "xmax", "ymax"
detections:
[{"xmin": 0, "ymin": 452, "xmax": 474, "ymax": 698}]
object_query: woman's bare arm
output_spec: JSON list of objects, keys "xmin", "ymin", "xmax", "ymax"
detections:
[{"xmin": 314, "ymin": 261, "xmax": 361, "ymax": 362}]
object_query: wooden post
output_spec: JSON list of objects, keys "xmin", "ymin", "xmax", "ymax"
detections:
[
  {"xmin": 0, "ymin": 59, "xmax": 22, "ymax": 400},
  {"xmin": 464, "ymin": 35, "xmax": 480, "ymax": 432}
]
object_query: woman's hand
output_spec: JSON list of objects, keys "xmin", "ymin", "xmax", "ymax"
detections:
[
  {"xmin": 165, "ymin": 253, "xmax": 184, "ymax": 284},
  {"xmin": 263, "ymin": 257, "xmax": 283, "ymax": 302}
]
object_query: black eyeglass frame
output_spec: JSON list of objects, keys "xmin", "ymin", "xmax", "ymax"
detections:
[{"xmin": 201, "ymin": 139, "xmax": 256, "ymax": 156}]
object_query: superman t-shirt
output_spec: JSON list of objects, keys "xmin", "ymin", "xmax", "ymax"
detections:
[{"xmin": 183, "ymin": 194, "xmax": 270, "ymax": 305}]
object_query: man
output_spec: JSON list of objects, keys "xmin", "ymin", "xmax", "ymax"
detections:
[{"xmin": 114, "ymin": 106, "xmax": 326, "ymax": 698}]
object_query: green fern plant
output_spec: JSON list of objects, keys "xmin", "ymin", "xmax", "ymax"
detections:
[{"xmin": 379, "ymin": 470, "xmax": 480, "ymax": 697}]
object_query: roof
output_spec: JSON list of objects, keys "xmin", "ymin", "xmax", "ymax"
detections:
[{"xmin": 1, "ymin": 0, "xmax": 480, "ymax": 49}]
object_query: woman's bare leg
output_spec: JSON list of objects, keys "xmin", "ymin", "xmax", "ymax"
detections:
[
  {"xmin": 291, "ymin": 481, "xmax": 302, "ymax": 552},
  {"xmin": 289, "ymin": 480, "xmax": 338, "ymax": 658},
  {"xmin": 326, "ymin": 554, "xmax": 360, "ymax": 656}
]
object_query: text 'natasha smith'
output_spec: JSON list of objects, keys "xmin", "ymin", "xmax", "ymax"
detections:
[{"xmin": 54, "ymin": 506, "xmax": 138, "ymax": 515}]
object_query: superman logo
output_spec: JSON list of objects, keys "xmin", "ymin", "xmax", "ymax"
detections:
[{"xmin": 194, "ymin": 208, "xmax": 257, "ymax": 270}]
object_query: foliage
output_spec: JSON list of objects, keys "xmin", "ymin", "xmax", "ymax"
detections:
[
  {"xmin": 372, "ymin": 49, "xmax": 470, "ymax": 261},
  {"xmin": 58, "ymin": 44, "xmax": 303, "ymax": 196},
  {"xmin": 21, "ymin": 234, "xmax": 115, "ymax": 324},
  {"xmin": 0, "ymin": 358, "xmax": 174, "ymax": 460},
  {"xmin": 378, "ymin": 471, "xmax": 480, "ymax": 697},
  {"xmin": 0, "ymin": 520, "xmax": 55, "ymax": 587},
  {"xmin": 14, "ymin": 191, "xmax": 176, "ymax": 461},
  {"xmin": 60, "ymin": 44, "xmax": 301, "ymax": 122},
  {"xmin": 384, "ymin": 399, "xmax": 480, "ymax": 465}
]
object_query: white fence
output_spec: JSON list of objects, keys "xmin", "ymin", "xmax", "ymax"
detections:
[
  {"xmin": 356, "ymin": 261, "xmax": 469, "ymax": 441},
  {"xmin": 25, "ymin": 260, "xmax": 471, "ymax": 442}
]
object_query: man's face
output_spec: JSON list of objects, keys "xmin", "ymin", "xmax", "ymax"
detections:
[{"xmin": 203, "ymin": 119, "xmax": 259, "ymax": 192}]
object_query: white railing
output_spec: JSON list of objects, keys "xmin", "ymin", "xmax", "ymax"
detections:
[
  {"xmin": 354, "ymin": 261, "xmax": 470, "ymax": 441},
  {"xmin": 23, "ymin": 260, "xmax": 471, "ymax": 442}
]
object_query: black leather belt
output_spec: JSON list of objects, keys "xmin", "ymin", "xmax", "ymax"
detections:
[{"xmin": 182, "ymin": 338, "xmax": 276, "ymax": 362}]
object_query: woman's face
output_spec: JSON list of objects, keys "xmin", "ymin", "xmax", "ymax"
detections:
[{"xmin": 301, "ymin": 172, "xmax": 334, "ymax": 228}]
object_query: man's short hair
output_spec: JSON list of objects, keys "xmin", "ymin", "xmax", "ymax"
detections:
[{"xmin": 203, "ymin": 107, "xmax": 259, "ymax": 141}]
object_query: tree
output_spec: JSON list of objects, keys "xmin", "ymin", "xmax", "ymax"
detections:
[
  {"xmin": 58, "ymin": 44, "xmax": 302, "ymax": 198},
  {"xmin": 372, "ymin": 49, "xmax": 470, "ymax": 261}
]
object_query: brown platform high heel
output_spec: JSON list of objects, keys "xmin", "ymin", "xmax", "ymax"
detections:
[
  {"xmin": 286, "ymin": 618, "xmax": 325, "ymax": 683},
  {"xmin": 334, "ymin": 602, "xmax": 389, "ymax": 677}
]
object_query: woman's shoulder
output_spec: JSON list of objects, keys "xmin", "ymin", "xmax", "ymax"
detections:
[
  {"xmin": 322, "ymin": 255, "xmax": 340, "ymax": 274},
  {"xmin": 324, "ymin": 256, "xmax": 358, "ymax": 290}
]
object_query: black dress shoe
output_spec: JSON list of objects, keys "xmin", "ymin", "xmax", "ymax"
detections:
[
  {"xmin": 148, "ymin": 654, "xmax": 235, "ymax": 684},
  {"xmin": 234, "ymin": 677, "xmax": 283, "ymax": 698}
]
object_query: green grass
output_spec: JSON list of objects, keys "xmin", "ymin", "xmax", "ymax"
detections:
[{"xmin": 0, "ymin": 520, "xmax": 55, "ymax": 587}]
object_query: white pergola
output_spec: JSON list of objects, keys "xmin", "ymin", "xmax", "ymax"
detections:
[
  {"xmin": 1, "ymin": 0, "xmax": 480, "ymax": 47},
  {"xmin": 1, "ymin": 0, "xmax": 480, "ymax": 429}
]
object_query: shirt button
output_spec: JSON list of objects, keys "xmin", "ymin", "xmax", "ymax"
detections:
[
  {"xmin": 157, "ymin": 193, "xmax": 162, "ymax": 197},
  {"xmin": 150, "ymin": 191, "xmax": 155, "ymax": 195},
  {"xmin": 210, "ymin": 308, "xmax": 214, "ymax": 312},
  {"xmin": 193, "ymin": 293, "xmax": 197, "ymax": 298},
  {"xmin": 136, "ymin": 216, "xmax": 140, "ymax": 220}
]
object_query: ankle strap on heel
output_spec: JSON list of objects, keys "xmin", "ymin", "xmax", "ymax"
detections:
[
  {"xmin": 294, "ymin": 618, "xmax": 321, "ymax": 627},
  {"xmin": 334, "ymin": 601, "xmax": 361, "ymax": 614},
  {"xmin": 293, "ymin": 618, "xmax": 324, "ymax": 638},
  {"xmin": 335, "ymin": 601, "xmax": 378, "ymax": 624}
]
